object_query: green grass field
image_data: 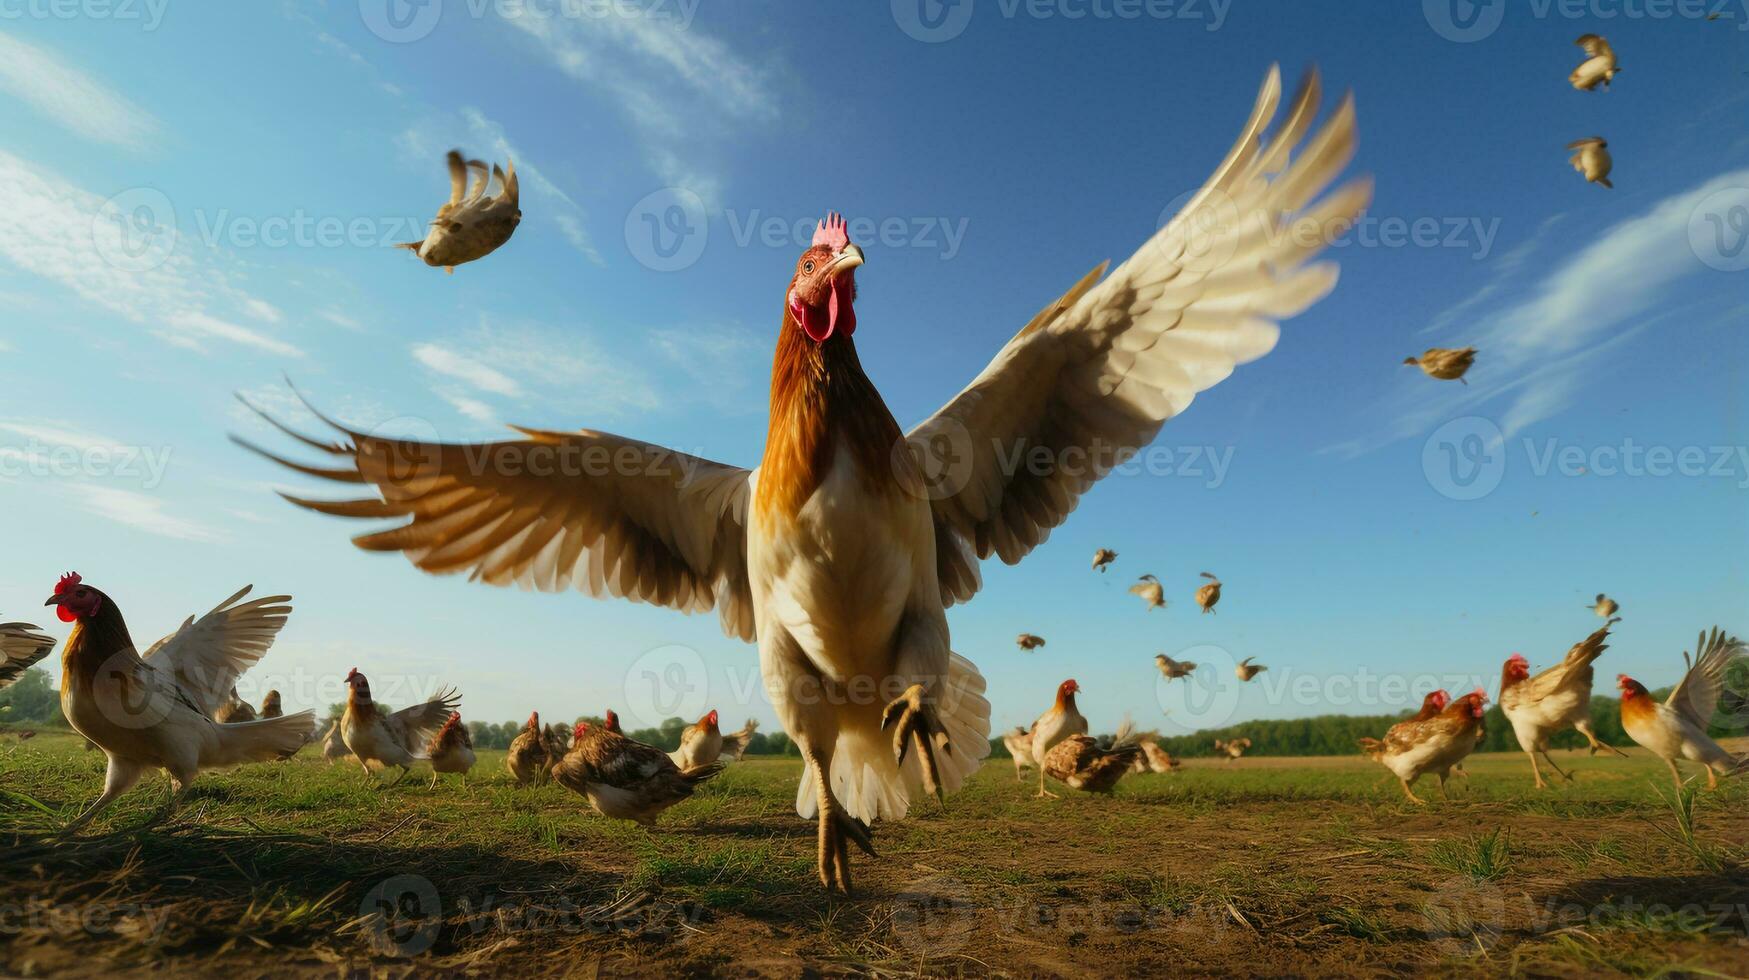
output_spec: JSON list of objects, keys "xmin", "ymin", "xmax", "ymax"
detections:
[{"xmin": 2, "ymin": 732, "xmax": 1745, "ymax": 977}]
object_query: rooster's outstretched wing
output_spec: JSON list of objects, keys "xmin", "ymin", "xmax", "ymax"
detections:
[
  {"xmin": 237, "ymin": 396, "xmax": 755, "ymax": 641},
  {"xmin": 911, "ymin": 66, "xmax": 1369, "ymax": 603}
]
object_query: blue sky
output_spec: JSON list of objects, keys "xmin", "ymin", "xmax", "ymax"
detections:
[{"xmin": 1, "ymin": 1, "xmax": 1746, "ymax": 739}]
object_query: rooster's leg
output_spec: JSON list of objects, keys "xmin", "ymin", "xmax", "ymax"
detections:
[
  {"xmin": 60, "ymin": 755, "xmax": 142, "ymax": 835},
  {"xmin": 882, "ymin": 683, "xmax": 950, "ymax": 804},
  {"xmin": 1036, "ymin": 764, "xmax": 1059, "ymax": 799},
  {"xmin": 1705, "ymin": 766, "xmax": 1719, "ymax": 791},
  {"xmin": 1526, "ymin": 751, "xmax": 1548, "ymax": 789},
  {"xmin": 803, "ymin": 745, "xmax": 874, "ymax": 894},
  {"xmin": 1399, "ymin": 778, "xmax": 1426, "ymax": 805},
  {"xmin": 147, "ymin": 774, "xmax": 195, "ymax": 828},
  {"xmin": 1664, "ymin": 757, "xmax": 1685, "ymax": 791},
  {"xmin": 1537, "ymin": 749, "xmax": 1575, "ymax": 783},
  {"xmin": 1576, "ymin": 722, "xmax": 1630, "ymax": 759},
  {"xmin": 428, "ymin": 771, "xmax": 439, "ymax": 790}
]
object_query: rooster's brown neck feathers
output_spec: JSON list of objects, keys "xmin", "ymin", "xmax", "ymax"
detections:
[
  {"xmin": 757, "ymin": 312, "xmax": 905, "ymax": 522},
  {"xmin": 60, "ymin": 598, "xmax": 134, "ymax": 696}
]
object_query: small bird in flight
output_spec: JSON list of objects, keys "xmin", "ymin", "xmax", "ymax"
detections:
[
  {"xmin": 1569, "ymin": 34, "xmax": 1619, "ymax": 91},
  {"xmin": 1590, "ymin": 594, "xmax": 1620, "ymax": 619},
  {"xmin": 1016, "ymin": 633, "xmax": 1047, "ymax": 652},
  {"xmin": 1235, "ymin": 656, "xmax": 1267, "ymax": 682},
  {"xmin": 1403, "ymin": 347, "xmax": 1476, "ymax": 384},
  {"xmin": 1567, "ymin": 137, "xmax": 1613, "ymax": 189},
  {"xmin": 1154, "ymin": 653, "xmax": 1197, "ymax": 681},
  {"xmin": 1092, "ymin": 548, "xmax": 1118, "ymax": 573},
  {"xmin": 1129, "ymin": 575, "xmax": 1167, "ymax": 611},
  {"xmin": 396, "ymin": 149, "xmax": 522, "ymax": 273},
  {"xmin": 1195, "ymin": 572, "xmax": 1222, "ymax": 615}
]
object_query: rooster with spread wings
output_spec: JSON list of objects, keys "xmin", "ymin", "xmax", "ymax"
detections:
[{"xmin": 239, "ymin": 65, "xmax": 1368, "ymax": 892}]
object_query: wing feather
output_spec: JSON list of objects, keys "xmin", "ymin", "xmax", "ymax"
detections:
[{"xmin": 913, "ymin": 65, "xmax": 1368, "ymax": 588}]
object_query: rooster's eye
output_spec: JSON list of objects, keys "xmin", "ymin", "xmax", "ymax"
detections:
[{"xmin": 803, "ymin": 261, "xmax": 814, "ymax": 274}]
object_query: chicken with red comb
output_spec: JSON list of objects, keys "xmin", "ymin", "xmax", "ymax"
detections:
[
  {"xmin": 505, "ymin": 711, "xmax": 553, "ymax": 786},
  {"xmin": 45, "ymin": 574, "xmax": 312, "ymax": 833},
  {"xmin": 425, "ymin": 711, "xmax": 476, "ymax": 789},
  {"xmin": 243, "ymin": 65, "xmax": 1369, "ymax": 892},
  {"xmin": 1618, "ymin": 627, "xmax": 1746, "ymax": 790},
  {"xmin": 340, "ymin": 667, "xmax": 461, "ymax": 784},
  {"xmin": 1359, "ymin": 689, "xmax": 1487, "ymax": 804},
  {"xmin": 673, "ymin": 709, "xmax": 759, "ymax": 769},
  {"xmin": 551, "ymin": 715, "xmax": 722, "ymax": 825},
  {"xmin": 1028, "ymin": 680, "xmax": 1088, "ymax": 798},
  {"xmin": 1500, "ymin": 623, "xmax": 1626, "ymax": 789}
]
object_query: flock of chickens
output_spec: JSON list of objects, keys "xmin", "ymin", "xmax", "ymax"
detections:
[{"xmin": 0, "ymin": 49, "xmax": 1739, "ymax": 897}]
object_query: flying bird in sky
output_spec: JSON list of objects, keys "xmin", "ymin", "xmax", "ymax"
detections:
[
  {"xmin": 1129, "ymin": 574, "xmax": 1167, "ymax": 611},
  {"xmin": 241, "ymin": 65, "xmax": 1369, "ymax": 892},
  {"xmin": 1154, "ymin": 653, "xmax": 1197, "ymax": 680},
  {"xmin": 395, "ymin": 150, "xmax": 521, "ymax": 273},
  {"xmin": 1590, "ymin": 594, "xmax": 1619, "ymax": 618},
  {"xmin": 1235, "ymin": 656, "xmax": 1267, "ymax": 681},
  {"xmin": 1403, "ymin": 347, "xmax": 1476, "ymax": 384},
  {"xmin": 1568, "ymin": 137, "xmax": 1613, "ymax": 188},
  {"xmin": 1015, "ymin": 633, "xmax": 1047, "ymax": 652},
  {"xmin": 1569, "ymin": 34, "xmax": 1619, "ymax": 91},
  {"xmin": 1195, "ymin": 572, "xmax": 1223, "ymax": 614},
  {"xmin": 1091, "ymin": 548, "xmax": 1118, "ymax": 572}
]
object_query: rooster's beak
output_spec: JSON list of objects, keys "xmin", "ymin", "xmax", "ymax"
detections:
[
  {"xmin": 827, "ymin": 244, "xmax": 864, "ymax": 277},
  {"xmin": 43, "ymin": 595, "xmax": 62, "ymax": 607}
]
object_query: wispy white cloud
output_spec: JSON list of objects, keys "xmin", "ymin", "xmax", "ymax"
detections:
[
  {"xmin": 499, "ymin": 7, "xmax": 779, "ymax": 204},
  {"xmin": 411, "ymin": 317, "xmax": 662, "ymax": 425},
  {"xmin": 1330, "ymin": 168, "xmax": 1749, "ymax": 456},
  {"xmin": 68, "ymin": 485, "xmax": 223, "ymax": 542},
  {"xmin": 412, "ymin": 342, "xmax": 522, "ymax": 396},
  {"xmin": 0, "ymin": 34, "xmax": 160, "ymax": 149},
  {"xmin": 0, "ymin": 149, "xmax": 300, "ymax": 357}
]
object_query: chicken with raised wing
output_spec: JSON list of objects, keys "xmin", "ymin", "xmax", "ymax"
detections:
[
  {"xmin": 1002, "ymin": 726, "xmax": 1035, "ymax": 780},
  {"xmin": 1154, "ymin": 653, "xmax": 1196, "ymax": 680},
  {"xmin": 672, "ymin": 709, "xmax": 758, "ymax": 769},
  {"xmin": 0, "ymin": 621, "xmax": 54, "ymax": 688},
  {"xmin": 552, "ymin": 720, "xmax": 723, "ymax": 825},
  {"xmin": 1568, "ymin": 138, "xmax": 1613, "ymax": 188},
  {"xmin": 425, "ymin": 711, "xmax": 476, "ymax": 788},
  {"xmin": 1091, "ymin": 548, "xmax": 1117, "ymax": 573},
  {"xmin": 1016, "ymin": 633, "xmax": 1046, "ymax": 652},
  {"xmin": 395, "ymin": 150, "xmax": 521, "ymax": 273},
  {"xmin": 1235, "ymin": 656, "xmax": 1266, "ymax": 681},
  {"xmin": 1570, "ymin": 34, "xmax": 1619, "ymax": 91},
  {"xmin": 1619, "ymin": 627, "xmax": 1746, "ymax": 790},
  {"xmin": 1129, "ymin": 575, "xmax": 1167, "ymax": 611},
  {"xmin": 1133, "ymin": 737, "xmax": 1181, "ymax": 774},
  {"xmin": 244, "ymin": 65, "xmax": 1368, "ymax": 892},
  {"xmin": 1359, "ymin": 690, "xmax": 1487, "ymax": 803},
  {"xmin": 44, "ymin": 573, "xmax": 313, "ymax": 832},
  {"xmin": 341, "ymin": 667, "xmax": 460, "ymax": 784},
  {"xmin": 1214, "ymin": 736, "xmax": 1252, "ymax": 761},
  {"xmin": 1195, "ymin": 572, "xmax": 1222, "ymax": 614},
  {"xmin": 1500, "ymin": 623, "xmax": 1626, "ymax": 788}
]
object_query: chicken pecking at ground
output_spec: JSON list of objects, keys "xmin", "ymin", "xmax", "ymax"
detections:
[
  {"xmin": 1499, "ymin": 623, "xmax": 1627, "ymax": 789},
  {"xmin": 1359, "ymin": 689, "xmax": 1487, "ymax": 803},
  {"xmin": 671, "ymin": 709, "xmax": 759, "ymax": 769},
  {"xmin": 395, "ymin": 150, "xmax": 521, "ymax": 273},
  {"xmin": 340, "ymin": 668, "xmax": 461, "ymax": 784},
  {"xmin": 1044, "ymin": 721, "xmax": 1147, "ymax": 794},
  {"xmin": 45, "ymin": 574, "xmax": 313, "ymax": 832},
  {"xmin": 1618, "ymin": 627, "xmax": 1746, "ymax": 790},
  {"xmin": 505, "ymin": 711, "xmax": 553, "ymax": 786},
  {"xmin": 242, "ymin": 65, "xmax": 1368, "ymax": 892},
  {"xmin": 425, "ymin": 711, "xmax": 476, "ymax": 789},
  {"xmin": 1002, "ymin": 726, "xmax": 1035, "ymax": 781},
  {"xmin": 1029, "ymin": 679, "xmax": 1089, "ymax": 798},
  {"xmin": 551, "ymin": 720, "xmax": 723, "ymax": 825},
  {"xmin": 0, "ymin": 620, "xmax": 55, "ymax": 689}
]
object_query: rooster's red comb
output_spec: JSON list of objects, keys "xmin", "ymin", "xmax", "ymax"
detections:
[
  {"xmin": 345, "ymin": 667, "xmax": 359, "ymax": 682},
  {"xmin": 813, "ymin": 211, "xmax": 850, "ymax": 251},
  {"xmin": 55, "ymin": 572, "xmax": 82, "ymax": 595},
  {"xmin": 574, "ymin": 721, "xmax": 589, "ymax": 739}
]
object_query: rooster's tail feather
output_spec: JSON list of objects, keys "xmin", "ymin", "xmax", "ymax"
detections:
[
  {"xmin": 205, "ymin": 710, "xmax": 317, "ymax": 767},
  {"xmin": 1357, "ymin": 737, "xmax": 1386, "ymax": 761}
]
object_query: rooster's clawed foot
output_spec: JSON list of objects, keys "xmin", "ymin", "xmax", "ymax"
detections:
[{"xmin": 882, "ymin": 683, "xmax": 951, "ymax": 804}]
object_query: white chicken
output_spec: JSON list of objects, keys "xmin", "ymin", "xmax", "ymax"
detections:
[
  {"xmin": 340, "ymin": 668, "xmax": 461, "ymax": 784},
  {"xmin": 1618, "ymin": 627, "xmax": 1746, "ymax": 790},
  {"xmin": 246, "ymin": 65, "xmax": 1368, "ymax": 892},
  {"xmin": 1568, "ymin": 137, "xmax": 1613, "ymax": 188},
  {"xmin": 1029, "ymin": 679, "xmax": 1089, "ymax": 798},
  {"xmin": 1499, "ymin": 623, "xmax": 1626, "ymax": 789},
  {"xmin": 1002, "ymin": 726, "xmax": 1035, "ymax": 780},
  {"xmin": 670, "ymin": 709, "xmax": 758, "ymax": 769},
  {"xmin": 1569, "ymin": 34, "xmax": 1619, "ymax": 91}
]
